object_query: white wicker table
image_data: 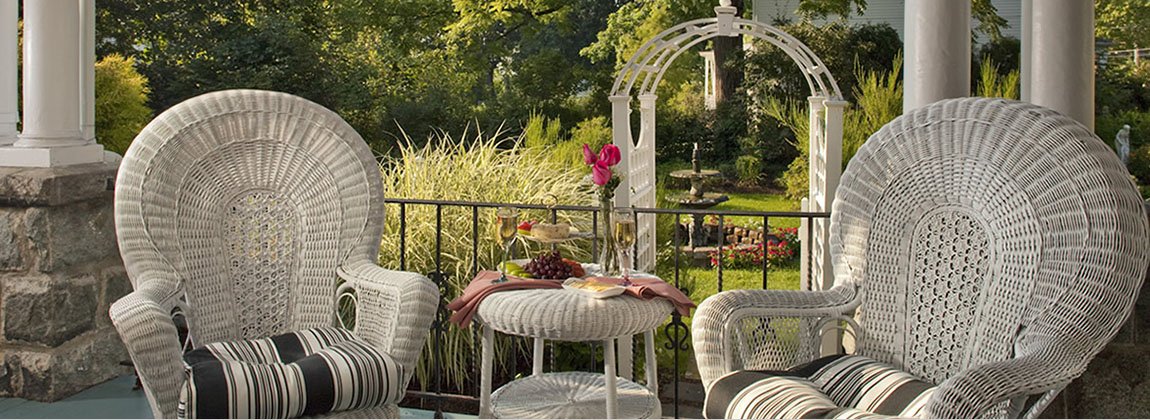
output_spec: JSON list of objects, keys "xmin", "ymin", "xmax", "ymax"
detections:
[{"xmin": 476, "ymin": 287, "xmax": 674, "ymax": 419}]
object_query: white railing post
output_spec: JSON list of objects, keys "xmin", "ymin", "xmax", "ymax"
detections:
[
  {"xmin": 806, "ymin": 97, "xmax": 844, "ymax": 291},
  {"xmin": 806, "ymin": 96, "xmax": 828, "ymax": 290},
  {"xmin": 799, "ymin": 198, "xmax": 810, "ymax": 291},
  {"xmin": 0, "ymin": 0, "xmax": 18, "ymax": 146},
  {"xmin": 632, "ymin": 94, "xmax": 658, "ymax": 272},
  {"xmin": 610, "ymin": 94, "xmax": 633, "ymax": 207},
  {"xmin": 821, "ymin": 100, "xmax": 845, "ymax": 291}
]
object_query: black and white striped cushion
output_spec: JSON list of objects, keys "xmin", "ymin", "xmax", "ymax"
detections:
[
  {"xmin": 177, "ymin": 327, "xmax": 404, "ymax": 419},
  {"xmin": 705, "ymin": 355, "xmax": 936, "ymax": 419}
]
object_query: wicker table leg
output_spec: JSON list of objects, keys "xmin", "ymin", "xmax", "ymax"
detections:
[
  {"xmin": 533, "ymin": 338, "xmax": 545, "ymax": 376},
  {"xmin": 644, "ymin": 330, "xmax": 660, "ymax": 418},
  {"xmin": 619, "ymin": 336, "xmax": 633, "ymax": 380},
  {"xmin": 480, "ymin": 325, "xmax": 494, "ymax": 419},
  {"xmin": 604, "ymin": 338, "xmax": 618, "ymax": 419}
]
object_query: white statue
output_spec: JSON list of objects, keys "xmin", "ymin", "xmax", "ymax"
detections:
[{"xmin": 1116, "ymin": 124, "xmax": 1131, "ymax": 165}]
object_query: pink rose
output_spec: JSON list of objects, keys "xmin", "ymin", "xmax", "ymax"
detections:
[
  {"xmin": 591, "ymin": 161, "xmax": 612, "ymax": 186},
  {"xmin": 598, "ymin": 144, "xmax": 621, "ymax": 166},
  {"xmin": 582, "ymin": 144, "xmax": 597, "ymax": 165}
]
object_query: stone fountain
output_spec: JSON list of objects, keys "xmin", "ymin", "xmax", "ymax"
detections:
[{"xmin": 667, "ymin": 143, "xmax": 728, "ymax": 247}]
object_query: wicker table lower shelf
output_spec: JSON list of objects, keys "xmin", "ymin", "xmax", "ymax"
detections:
[{"xmin": 490, "ymin": 372, "xmax": 659, "ymax": 419}]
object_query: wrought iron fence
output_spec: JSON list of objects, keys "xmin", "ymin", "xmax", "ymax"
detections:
[{"xmin": 382, "ymin": 197, "xmax": 830, "ymax": 418}]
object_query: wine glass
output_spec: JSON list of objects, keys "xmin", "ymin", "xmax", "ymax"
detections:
[
  {"xmin": 494, "ymin": 207, "xmax": 519, "ymax": 283},
  {"xmin": 613, "ymin": 208, "xmax": 637, "ymax": 285}
]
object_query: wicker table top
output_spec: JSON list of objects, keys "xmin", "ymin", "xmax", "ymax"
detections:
[{"xmin": 475, "ymin": 287, "xmax": 674, "ymax": 342}]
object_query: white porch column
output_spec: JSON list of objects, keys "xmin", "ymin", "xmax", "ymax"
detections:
[
  {"xmin": 1029, "ymin": 0, "xmax": 1094, "ymax": 130},
  {"xmin": 1020, "ymin": 0, "xmax": 1032, "ymax": 102},
  {"xmin": 81, "ymin": 0, "xmax": 95, "ymax": 142},
  {"xmin": 0, "ymin": 0, "xmax": 17, "ymax": 146},
  {"xmin": 0, "ymin": 0, "xmax": 103, "ymax": 167},
  {"xmin": 903, "ymin": 0, "xmax": 971, "ymax": 113}
]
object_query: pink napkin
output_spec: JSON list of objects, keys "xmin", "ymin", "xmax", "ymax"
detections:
[
  {"xmin": 446, "ymin": 271, "xmax": 562, "ymax": 328},
  {"xmin": 584, "ymin": 276, "xmax": 696, "ymax": 317}
]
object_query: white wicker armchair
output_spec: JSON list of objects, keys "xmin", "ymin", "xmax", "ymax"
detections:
[
  {"xmin": 693, "ymin": 98, "xmax": 1150, "ymax": 418},
  {"xmin": 109, "ymin": 90, "xmax": 439, "ymax": 419}
]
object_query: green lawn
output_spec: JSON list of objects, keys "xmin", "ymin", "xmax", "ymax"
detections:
[{"xmin": 711, "ymin": 192, "xmax": 803, "ymax": 229}]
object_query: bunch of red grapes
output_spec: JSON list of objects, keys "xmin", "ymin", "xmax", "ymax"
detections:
[{"xmin": 523, "ymin": 251, "xmax": 574, "ymax": 279}]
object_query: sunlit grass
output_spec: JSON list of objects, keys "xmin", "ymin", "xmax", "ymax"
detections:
[{"xmin": 711, "ymin": 193, "xmax": 803, "ymax": 229}]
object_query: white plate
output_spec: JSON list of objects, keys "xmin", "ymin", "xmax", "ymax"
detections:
[{"xmin": 562, "ymin": 278, "xmax": 626, "ymax": 299}]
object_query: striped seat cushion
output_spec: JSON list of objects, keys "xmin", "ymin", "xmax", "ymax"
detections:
[
  {"xmin": 705, "ymin": 355, "xmax": 936, "ymax": 419},
  {"xmin": 177, "ymin": 327, "xmax": 404, "ymax": 419}
]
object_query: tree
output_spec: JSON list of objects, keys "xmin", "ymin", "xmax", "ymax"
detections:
[
  {"xmin": 712, "ymin": 0, "xmax": 745, "ymax": 106},
  {"xmin": 447, "ymin": 0, "xmax": 618, "ymax": 127},
  {"xmin": 1096, "ymin": 0, "xmax": 1150, "ymax": 50},
  {"xmin": 796, "ymin": 0, "xmax": 867, "ymax": 20},
  {"xmin": 972, "ymin": 0, "xmax": 1008, "ymax": 42}
]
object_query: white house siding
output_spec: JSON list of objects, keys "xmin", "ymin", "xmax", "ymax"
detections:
[{"xmin": 751, "ymin": 0, "xmax": 1022, "ymax": 44}]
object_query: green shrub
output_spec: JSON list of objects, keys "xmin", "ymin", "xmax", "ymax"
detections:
[
  {"xmin": 95, "ymin": 54, "xmax": 151, "ymax": 155},
  {"xmin": 769, "ymin": 55, "xmax": 902, "ymax": 199},
  {"xmin": 1097, "ymin": 111, "xmax": 1150, "ymax": 154},
  {"xmin": 1129, "ymin": 143, "xmax": 1150, "ymax": 184},
  {"xmin": 554, "ymin": 116, "xmax": 612, "ymax": 170},
  {"xmin": 975, "ymin": 57, "xmax": 1020, "ymax": 99},
  {"xmin": 974, "ymin": 37, "xmax": 1020, "ymax": 76},
  {"xmin": 523, "ymin": 113, "xmax": 564, "ymax": 148},
  {"xmin": 377, "ymin": 127, "xmax": 593, "ymax": 390},
  {"xmin": 735, "ymin": 155, "xmax": 762, "ymax": 183},
  {"xmin": 522, "ymin": 114, "xmax": 612, "ymax": 173}
]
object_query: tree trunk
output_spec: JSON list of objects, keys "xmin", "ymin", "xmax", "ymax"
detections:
[{"xmin": 713, "ymin": 0, "xmax": 744, "ymax": 106}]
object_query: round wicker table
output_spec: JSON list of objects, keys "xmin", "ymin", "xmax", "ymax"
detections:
[{"xmin": 476, "ymin": 287, "xmax": 674, "ymax": 419}]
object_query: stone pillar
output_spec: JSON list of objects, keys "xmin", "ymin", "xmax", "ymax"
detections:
[
  {"xmin": 0, "ymin": 0, "xmax": 17, "ymax": 146},
  {"xmin": 903, "ymin": 0, "xmax": 970, "ymax": 113},
  {"xmin": 1029, "ymin": 0, "xmax": 1094, "ymax": 130},
  {"xmin": 0, "ymin": 0, "xmax": 103, "ymax": 167},
  {"xmin": 0, "ymin": 162, "xmax": 131, "ymax": 401},
  {"xmin": 0, "ymin": 0, "xmax": 128, "ymax": 402}
]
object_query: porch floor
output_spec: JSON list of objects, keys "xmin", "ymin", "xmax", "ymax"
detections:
[{"xmin": 0, "ymin": 375, "xmax": 476, "ymax": 419}]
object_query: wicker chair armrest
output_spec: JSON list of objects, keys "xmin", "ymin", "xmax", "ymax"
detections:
[
  {"xmin": 693, "ymin": 285, "xmax": 860, "ymax": 388},
  {"xmin": 927, "ymin": 350, "xmax": 1074, "ymax": 419},
  {"xmin": 109, "ymin": 280, "xmax": 186, "ymax": 419},
  {"xmin": 337, "ymin": 260, "xmax": 439, "ymax": 386}
]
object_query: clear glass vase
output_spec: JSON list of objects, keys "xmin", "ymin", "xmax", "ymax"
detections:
[{"xmin": 598, "ymin": 198, "xmax": 618, "ymax": 276}]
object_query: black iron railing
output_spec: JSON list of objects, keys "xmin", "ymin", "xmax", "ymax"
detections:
[{"xmin": 382, "ymin": 197, "xmax": 830, "ymax": 418}]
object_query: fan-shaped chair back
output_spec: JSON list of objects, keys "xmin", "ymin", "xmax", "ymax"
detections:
[
  {"xmin": 114, "ymin": 90, "xmax": 385, "ymax": 346},
  {"xmin": 830, "ymin": 98, "xmax": 1149, "ymax": 384}
]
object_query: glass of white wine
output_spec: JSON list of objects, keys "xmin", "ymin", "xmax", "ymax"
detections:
[
  {"xmin": 613, "ymin": 208, "xmax": 637, "ymax": 285},
  {"xmin": 494, "ymin": 207, "xmax": 519, "ymax": 283}
]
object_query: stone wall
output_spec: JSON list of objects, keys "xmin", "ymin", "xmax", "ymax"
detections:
[
  {"xmin": 0, "ymin": 162, "xmax": 131, "ymax": 401},
  {"xmin": 1040, "ymin": 201, "xmax": 1150, "ymax": 418}
]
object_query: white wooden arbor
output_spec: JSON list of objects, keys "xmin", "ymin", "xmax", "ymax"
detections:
[{"xmin": 608, "ymin": 2, "xmax": 845, "ymax": 290}]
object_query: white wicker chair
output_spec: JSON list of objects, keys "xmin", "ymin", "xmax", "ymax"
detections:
[
  {"xmin": 693, "ymin": 98, "xmax": 1150, "ymax": 418},
  {"xmin": 109, "ymin": 90, "xmax": 439, "ymax": 419}
]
